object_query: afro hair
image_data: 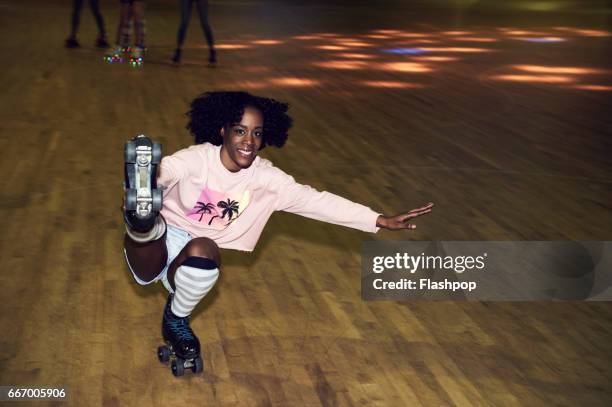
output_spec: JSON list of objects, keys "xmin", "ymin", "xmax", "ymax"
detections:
[{"xmin": 186, "ymin": 91, "xmax": 293, "ymax": 149}]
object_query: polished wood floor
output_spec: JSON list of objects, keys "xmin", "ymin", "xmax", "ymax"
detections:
[{"xmin": 1, "ymin": 0, "xmax": 611, "ymax": 405}]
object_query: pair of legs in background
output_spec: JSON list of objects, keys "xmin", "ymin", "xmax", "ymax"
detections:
[
  {"xmin": 172, "ymin": 0, "xmax": 217, "ymax": 65},
  {"xmin": 65, "ymin": 0, "xmax": 109, "ymax": 48},
  {"xmin": 105, "ymin": 0, "xmax": 147, "ymax": 64}
]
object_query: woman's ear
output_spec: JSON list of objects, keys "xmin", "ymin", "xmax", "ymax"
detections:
[{"xmin": 220, "ymin": 127, "xmax": 225, "ymax": 137}]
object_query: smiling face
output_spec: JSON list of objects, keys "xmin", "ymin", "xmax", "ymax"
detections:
[{"xmin": 219, "ymin": 106, "xmax": 264, "ymax": 172}]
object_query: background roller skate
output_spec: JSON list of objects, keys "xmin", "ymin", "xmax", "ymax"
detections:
[
  {"xmin": 124, "ymin": 135, "xmax": 162, "ymax": 232},
  {"xmin": 104, "ymin": 44, "xmax": 127, "ymax": 63},
  {"xmin": 129, "ymin": 46, "xmax": 145, "ymax": 68},
  {"xmin": 157, "ymin": 295, "xmax": 204, "ymax": 377}
]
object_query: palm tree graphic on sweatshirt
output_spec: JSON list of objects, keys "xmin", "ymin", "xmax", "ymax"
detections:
[
  {"xmin": 193, "ymin": 202, "xmax": 215, "ymax": 221},
  {"xmin": 186, "ymin": 187, "xmax": 250, "ymax": 227},
  {"xmin": 208, "ymin": 199, "xmax": 239, "ymax": 225}
]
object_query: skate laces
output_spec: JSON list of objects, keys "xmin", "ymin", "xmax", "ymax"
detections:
[{"xmin": 167, "ymin": 316, "xmax": 195, "ymax": 340}]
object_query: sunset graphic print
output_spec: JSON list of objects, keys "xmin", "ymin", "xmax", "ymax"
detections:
[{"xmin": 186, "ymin": 187, "xmax": 250, "ymax": 228}]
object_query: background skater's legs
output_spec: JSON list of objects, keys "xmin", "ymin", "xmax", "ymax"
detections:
[
  {"xmin": 65, "ymin": 0, "xmax": 84, "ymax": 47},
  {"xmin": 172, "ymin": 0, "xmax": 193, "ymax": 63},
  {"xmin": 105, "ymin": 2, "xmax": 132, "ymax": 61},
  {"xmin": 195, "ymin": 0, "xmax": 216, "ymax": 65},
  {"xmin": 130, "ymin": 0, "xmax": 146, "ymax": 65},
  {"xmin": 65, "ymin": 0, "xmax": 108, "ymax": 48},
  {"xmin": 89, "ymin": 0, "xmax": 109, "ymax": 47}
]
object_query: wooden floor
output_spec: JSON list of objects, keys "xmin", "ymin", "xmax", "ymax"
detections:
[{"xmin": 1, "ymin": 0, "xmax": 611, "ymax": 405}]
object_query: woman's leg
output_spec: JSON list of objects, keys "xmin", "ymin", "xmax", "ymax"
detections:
[
  {"xmin": 177, "ymin": 0, "xmax": 193, "ymax": 49},
  {"xmin": 69, "ymin": 0, "xmax": 84, "ymax": 38},
  {"xmin": 132, "ymin": 0, "xmax": 146, "ymax": 48},
  {"xmin": 113, "ymin": 2, "xmax": 132, "ymax": 47},
  {"xmin": 161, "ymin": 237, "xmax": 220, "ymax": 360},
  {"xmin": 89, "ymin": 0, "xmax": 106, "ymax": 38},
  {"xmin": 195, "ymin": 0, "xmax": 216, "ymax": 63},
  {"xmin": 124, "ymin": 216, "xmax": 168, "ymax": 282},
  {"xmin": 165, "ymin": 237, "xmax": 220, "ymax": 316}
]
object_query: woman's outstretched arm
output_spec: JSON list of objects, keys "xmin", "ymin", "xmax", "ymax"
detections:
[{"xmin": 376, "ymin": 203, "xmax": 434, "ymax": 230}]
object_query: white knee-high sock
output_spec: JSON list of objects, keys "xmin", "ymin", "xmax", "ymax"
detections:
[
  {"xmin": 171, "ymin": 257, "xmax": 219, "ymax": 317},
  {"xmin": 125, "ymin": 216, "xmax": 166, "ymax": 243}
]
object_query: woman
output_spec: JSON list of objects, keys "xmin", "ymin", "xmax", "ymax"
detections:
[
  {"xmin": 171, "ymin": 0, "xmax": 217, "ymax": 66},
  {"xmin": 104, "ymin": 0, "xmax": 146, "ymax": 66},
  {"xmin": 123, "ymin": 92, "xmax": 434, "ymax": 375}
]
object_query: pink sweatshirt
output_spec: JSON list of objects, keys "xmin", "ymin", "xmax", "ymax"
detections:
[{"xmin": 158, "ymin": 143, "xmax": 380, "ymax": 252}]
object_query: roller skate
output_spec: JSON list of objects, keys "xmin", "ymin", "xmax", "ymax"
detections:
[
  {"xmin": 171, "ymin": 48, "xmax": 182, "ymax": 65},
  {"xmin": 64, "ymin": 36, "xmax": 80, "ymax": 48},
  {"xmin": 208, "ymin": 49, "xmax": 217, "ymax": 68},
  {"xmin": 129, "ymin": 46, "xmax": 144, "ymax": 68},
  {"xmin": 157, "ymin": 295, "xmax": 204, "ymax": 377},
  {"xmin": 124, "ymin": 135, "xmax": 163, "ymax": 233},
  {"xmin": 104, "ymin": 44, "xmax": 125, "ymax": 63},
  {"xmin": 95, "ymin": 36, "xmax": 110, "ymax": 49}
]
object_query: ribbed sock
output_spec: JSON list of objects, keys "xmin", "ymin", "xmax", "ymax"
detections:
[
  {"xmin": 125, "ymin": 215, "xmax": 166, "ymax": 243},
  {"xmin": 171, "ymin": 257, "xmax": 219, "ymax": 317}
]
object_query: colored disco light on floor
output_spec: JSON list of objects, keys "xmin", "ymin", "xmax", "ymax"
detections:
[
  {"xmin": 233, "ymin": 81, "xmax": 267, "ymax": 89},
  {"xmin": 521, "ymin": 37, "xmax": 565, "ymax": 43},
  {"xmin": 491, "ymin": 74, "xmax": 573, "ymax": 83},
  {"xmin": 419, "ymin": 47, "xmax": 492, "ymax": 53},
  {"xmin": 396, "ymin": 32, "xmax": 428, "ymax": 38},
  {"xmin": 513, "ymin": 65, "xmax": 606, "ymax": 75},
  {"xmin": 269, "ymin": 78, "xmax": 320, "ymax": 87},
  {"xmin": 361, "ymin": 81, "xmax": 424, "ymax": 89},
  {"xmin": 440, "ymin": 31, "xmax": 473, "ymax": 36},
  {"xmin": 413, "ymin": 56, "xmax": 458, "ymax": 62},
  {"xmin": 252, "ymin": 40, "xmax": 283, "ymax": 45},
  {"xmin": 381, "ymin": 62, "xmax": 432, "ymax": 73},
  {"xmin": 216, "ymin": 44, "xmax": 251, "ymax": 49},
  {"xmin": 292, "ymin": 35, "xmax": 326, "ymax": 40},
  {"xmin": 553, "ymin": 27, "xmax": 612, "ymax": 37},
  {"xmin": 333, "ymin": 40, "xmax": 372, "ymax": 47},
  {"xmin": 314, "ymin": 45, "xmax": 350, "ymax": 51},
  {"xmin": 364, "ymin": 34, "xmax": 392, "ymax": 39},
  {"xmin": 452, "ymin": 37, "xmax": 498, "ymax": 43},
  {"xmin": 371, "ymin": 29, "xmax": 402, "ymax": 35},
  {"xmin": 336, "ymin": 53, "xmax": 376, "ymax": 59},
  {"xmin": 573, "ymin": 84, "xmax": 612, "ymax": 91},
  {"xmin": 381, "ymin": 48, "xmax": 429, "ymax": 55},
  {"xmin": 313, "ymin": 60, "xmax": 368, "ymax": 70}
]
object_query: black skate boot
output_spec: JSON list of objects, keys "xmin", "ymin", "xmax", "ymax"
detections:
[
  {"xmin": 157, "ymin": 295, "xmax": 204, "ymax": 377},
  {"xmin": 208, "ymin": 49, "xmax": 217, "ymax": 68},
  {"xmin": 124, "ymin": 135, "xmax": 163, "ymax": 233},
  {"xmin": 95, "ymin": 36, "xmax": 110, "ymax": 49},
  {"xmin": 64, "ymin": 36, "xmax": 80, "ymax": 48},
  {"xmin": 171, "ymin": 48, "xmax": 182, "ymax": 64}
]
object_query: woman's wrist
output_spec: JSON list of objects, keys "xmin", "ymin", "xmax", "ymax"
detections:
[{"xmin": 376, "ymin": 215, "xmax": 387, "ymax": 229}]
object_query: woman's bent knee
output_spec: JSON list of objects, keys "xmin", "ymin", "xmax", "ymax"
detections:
[{"xmin": 182, "ymin": 237, "xmax": 220, "ymax": 265}]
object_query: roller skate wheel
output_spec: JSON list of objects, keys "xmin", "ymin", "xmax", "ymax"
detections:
[
  {"xmin": 125, "ymin": 141, "xmax": 137, "ymax": 163},
  {"xmin": 192, "ymin": 356, "xmax": 204, "ymax": 374},
  {"xmin": 125, "ymin": 189, "xmax": 137, "ymax": 211},
  {"xmin": 152, "ymin": 142, "xmax": 162, "ymax": 164},
  {"xmin": 158, "ymin": 346, "xmax": 171, "ymax": 363},
  {"xmin": 152, "ymin": 189, "xmax": 163, "ymax": 211},
  {"xmin": 172, "ymin": 358, "xmax": 185, "ymax": 377}
]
